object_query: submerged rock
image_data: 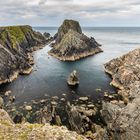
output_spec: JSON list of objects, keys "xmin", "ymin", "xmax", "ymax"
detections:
[
  {"xmin": 67, "ymin": 70, "xmax": 79, "ymax": 86},
  {"xmin": 102, "ymin": 48, "xmax": 140, "ymax": 140},
  {"xmin": 49, "ymin": 19, "xmax": 102, "ymax": 61}
]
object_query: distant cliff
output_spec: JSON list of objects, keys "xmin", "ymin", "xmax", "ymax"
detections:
[
  {"xmin": 0, "ymin": 25, "xmax": 47, "ymax": 84},
  {"xmin": 49, "ymin": 19, "xmax": 102, "ymax": 61}
]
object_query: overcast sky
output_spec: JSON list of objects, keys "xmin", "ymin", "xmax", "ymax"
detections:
[{"xmin": 0, "ymin": 0, "xmax": 140, "ymax": 27}]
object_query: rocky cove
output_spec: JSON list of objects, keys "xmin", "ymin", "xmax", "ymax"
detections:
[{"xmin": 0, "ymin": 20, "xmax": 140, "ymax": 140}]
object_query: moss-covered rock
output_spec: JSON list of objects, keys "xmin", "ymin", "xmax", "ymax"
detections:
[{"xmin": 0, "ymin": 25, "xmax": 47, "ymax": 84}]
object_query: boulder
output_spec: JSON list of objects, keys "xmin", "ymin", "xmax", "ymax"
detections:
[
  {"xmin": 67, "ymin": 70, "xmax": 79, "ymax": 86},
  {"xmin": 25, "ymin": 105, "xmax": 32, "ymax": 111},
  {"xmin": 43, "ymin": 32, "xmax": 51, "ymax": 38}
]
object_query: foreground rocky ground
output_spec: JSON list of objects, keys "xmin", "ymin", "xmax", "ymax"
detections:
[
  {"xmin": 49, "ymin": 19, "xmax": 102, "ymax": 61},
  {"xmin": 0, "ymin": 25, "xmax": 49, "ymax": 85},
  {"xmin": 103, "ymin": 48, "xmax": 140, "ymax": 140},
  {"xmin": 0, "ymin": 109, "xmax": 87, "ymax": 140}
]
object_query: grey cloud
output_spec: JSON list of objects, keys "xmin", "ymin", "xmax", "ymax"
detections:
[{"xmin": 0, "ymin": 0, "xmax": 140, "ymax": 26}]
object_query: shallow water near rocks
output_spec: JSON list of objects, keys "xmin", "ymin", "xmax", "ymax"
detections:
[{"xmin": 0, "ymin": 27, "xmax": 140, "ymax": 106}]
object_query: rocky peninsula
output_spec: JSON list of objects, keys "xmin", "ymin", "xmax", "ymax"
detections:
[
  {"xmin": 102, "ymin": 48, "xmax": 140, "ymax": 140},
  {"xmin": 0, "ymin": 25, "xmax": 48, "ymax": 84},
  {"xmin": 48, "ymin": 19, "xmax": 102, "ymax": 61}
]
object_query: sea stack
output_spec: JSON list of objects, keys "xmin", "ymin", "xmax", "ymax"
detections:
[
  {"xmin": 48, "ymin": 19, "xmax": 102, "ymax": 61},
  {"xmin": 67, "ymin": 70, "xmax": 79, "ymax": 86}
]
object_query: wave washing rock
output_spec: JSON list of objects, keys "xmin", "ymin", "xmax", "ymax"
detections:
[
  {"xmin": 0, "ymin": 109, "xmax": 87, "ymax": 140},
  {"xmin": 0, "ymin": 25, "xmax": 47, "ymax": 84},
  {"xmin": 67, "ymin": 70, "xmax": 79, "ymax": 86},
  {"xmin": 102, "ymin": 48, "xmax": 140, "ymax": 140},
  {"xmin": 48, "ymin": 19, "xmax": 102, "ymax": 61}
]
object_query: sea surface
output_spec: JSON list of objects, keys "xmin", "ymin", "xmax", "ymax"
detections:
[{"xmin": 0, "ymin": 27, "xmax": 140, "ymax": 105}]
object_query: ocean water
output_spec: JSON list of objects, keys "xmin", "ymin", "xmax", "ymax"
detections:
[{"xmin": 0, "ymin": 27, "xmax": 140, "ymax": 105}]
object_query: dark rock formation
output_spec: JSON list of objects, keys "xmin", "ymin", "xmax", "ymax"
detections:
[
  {"xmin": 48, "ymin": 19, "xmax": 102, "ymax": 61},
  {"xmin": 0, "ymin": 25, "xmax": 47, "ymax": 84},
  {"xmin": 43, "ymin": 32, "xmax": 51, "ymax": 39},
  {"xmin": 102, "ymin": 48, "xmax": 140, "ymax": 140},
  {"xmin": 67, "ymin": 70, "xmax": 79, "ymax": 86}
]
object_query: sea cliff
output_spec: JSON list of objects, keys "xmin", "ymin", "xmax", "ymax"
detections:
[
  {"xmin": 102, "ymin": 48, "xmax": 140, "ymax": 140},
  {"xmin": 0, "ymin": 25, "xmax": 47, "ymax": 84}
]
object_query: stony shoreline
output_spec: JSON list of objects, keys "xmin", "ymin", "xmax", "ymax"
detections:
[{"xmin": 49, "ymin": 47, "xmax": 103, "ymax": 61}]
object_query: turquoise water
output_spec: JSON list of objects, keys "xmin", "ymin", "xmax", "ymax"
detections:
[{"xmin": 0, "ymin": 27, "xmax": 140, "ymax": 105}]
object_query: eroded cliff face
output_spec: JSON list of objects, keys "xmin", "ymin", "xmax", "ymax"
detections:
[
  {"xmin": 0, "ymin": 25, "xmax": 47, "ymax": 84},
  {"xmin": 49, "ymin": 19, "xmax": 102, "ymax": 61},
  {"xmin": 102, "ymin": 48, "xmax": 140, "ymax": 140}
]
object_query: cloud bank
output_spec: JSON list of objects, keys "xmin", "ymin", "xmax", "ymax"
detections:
[{"xmin": 0, "ymin": 0, "xmax": 140, "ymax": 26}]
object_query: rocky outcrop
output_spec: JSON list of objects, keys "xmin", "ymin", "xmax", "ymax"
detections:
[
  {"xmin": 0, "ymin": 109, "xmax": 87, "ymax": 140},
  {"xmin": 67, "ymin": 70, "xmax": 79, "ymax": 86},
  {"xmin": 48, "ymin": 19, "xmax": 102, "ymax": 61},
  {"xmin": 0, "ymin": 25, "xmax": 47, "ymax": 84},
  {"xmin": 102, "ymin": 48, "xmax": 140, "ymax": 140}
]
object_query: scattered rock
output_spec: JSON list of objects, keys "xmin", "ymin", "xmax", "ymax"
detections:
[
  {"xmin": 79, "ymin": 97, "xmax": 88, "ymax": 102},
  {"xmin": 9, "ymin": 96, "xmax": 16, "ymax": 102},
  {"xmin": 25, "ymin": 105, "xmax": 32, "ymax": 111},
  {"xmin": 52, "ymin": 96, "xmax": 59, "ymax": 100},
  {"xmin": 51, "ymin": 101, "xmax": 57, "ymax": 106},
  {"xmin": 5, "ymin": 90, "xmax": 12, "ymax": 96}
]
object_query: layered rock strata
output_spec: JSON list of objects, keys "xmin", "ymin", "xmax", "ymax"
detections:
[
  {"xmin": 102, "ymin": 48, "xmax": 140, "ymax": 140},
  {"xmin": 49, "ymin": 19, "xmax": 102, "ymax": 61},
  {"xmin": 0, "ymin": 25, "xmax": 47, "ymax": 84}
]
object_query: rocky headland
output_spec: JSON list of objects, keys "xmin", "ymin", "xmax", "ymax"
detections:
[
  {"xmin": 0, "ymin": 25, "xmax": 48, "ymax": 84},
  {"xmin": 102, "ymin": 48, "xmax": 140, "ymax": 140},
  {"xmin": 48, "ymin": 19, "xmax": 102, "ymax": 61}
]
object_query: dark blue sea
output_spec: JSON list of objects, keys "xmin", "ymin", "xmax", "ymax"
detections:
[{"xmin": 0, "ymin": 27, "xmax": 140, "ymax": 105}]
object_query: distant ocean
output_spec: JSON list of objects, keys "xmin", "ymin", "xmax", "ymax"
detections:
[{"xmin": 0, "ymin": 27, "xmax": 140, "ymax": 105}]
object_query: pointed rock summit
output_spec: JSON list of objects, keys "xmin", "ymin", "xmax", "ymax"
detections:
[{"xmin": 49, "ymin": 19, "xmax": 103, "ymax": 61}]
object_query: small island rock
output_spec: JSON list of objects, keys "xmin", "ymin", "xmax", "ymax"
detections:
[
  {"xmin": 49, "ymin": 19, "xmax": 102, "ymax": 61},
  {"xmin": 67, "ymin": 70, "xmax": 79, "ymax": 86}
]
